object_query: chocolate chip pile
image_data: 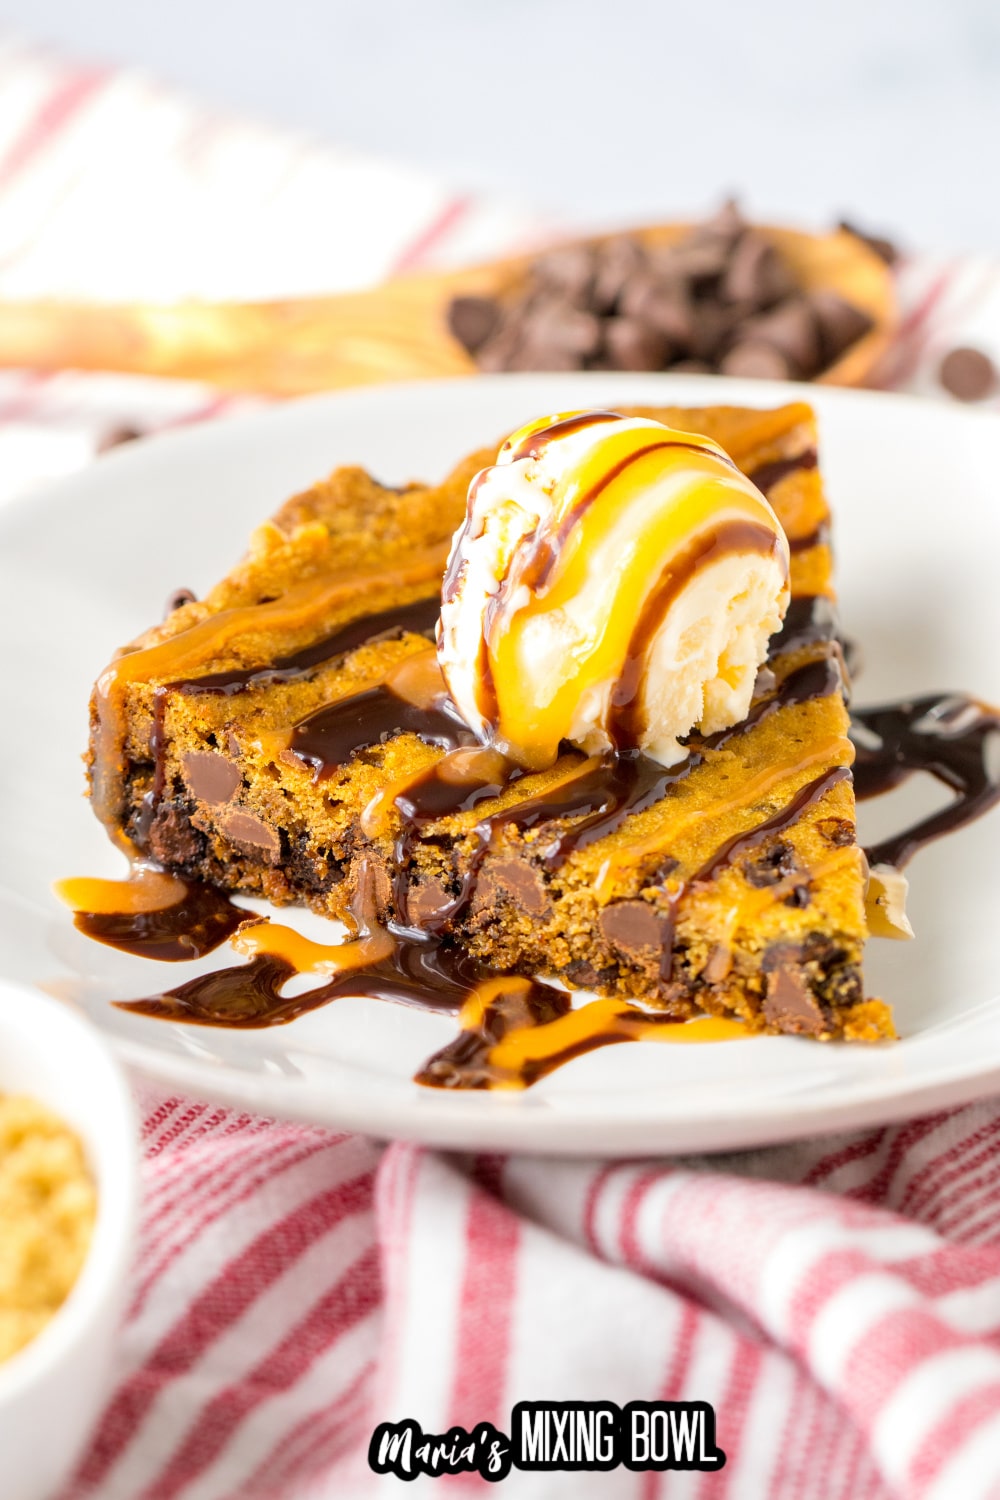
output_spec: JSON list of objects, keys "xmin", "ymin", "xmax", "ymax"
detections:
[{"xmin": 448, "ymin": 202, "xmax": 876, "ymax": 381}]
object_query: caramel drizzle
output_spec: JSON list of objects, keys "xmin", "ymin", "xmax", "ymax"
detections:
[
  {"xmin": 55, "ymin": 869, "xmax": 246, "ymax": 961},
  {"xmin": 95, "ymin": 634, "xmax": 851, "ymax": 1078},
  {"xmin": 417, "ymin": 989, "xmax": 746, "ymax": 1091},
  {"xmin": 71, "ymin": 666, "xmax": 1000, "ymax": 1089},
  {"xmin": 172, "ymin": 595, "xmax": 440, "ymax": 697},
  {"xmin": 593, "ymin": 736, "xmax": 853, "ymax": 904},
  {"xmin": 692, "ymin": 765, "xmax": 852, "ymax": 885},
  {"xmin": 289, "ymin": 639, "xmax": 845, "ymax": 936},
  {"xmin": 114, "ymin": 911, "xmax": 748, "ymax": 1086},
  {"xmin": 503, "ymin": 410, "xmax": 625, "ymax": 461},
  {"xmin": 437, "ymin": 412, "xmax": 628, "ymax": 610},
  {"xmin": 388, "ymin": 662, "xmax": 846, "ymax": 941},
  {"xmin": 74, "ymin": 404, "xmax": 1000, "ymax": 1091},
  {"xmin": 514, "ymin": 436, "xmax": 740, "ymax": 595},
  {"xmin": 609, "ymin": 519, "xmax": 785, "ymax": 749},
  {"xmin": 461, "ymin": 414, "xmax": 754, "ymax": 745},
  {"xmin": 90, "ymin": 544, "xmax": 449, "ymax": 836},
  {"xmin": 117, "ymin": 919, "xmax": 488, "ymax": 1027},
  {"xmin": 529, "ymin": 653, "xmax": 843, "ymax": 871}
]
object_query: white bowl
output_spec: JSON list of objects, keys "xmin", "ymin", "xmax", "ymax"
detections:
[{"xmin": 0, "ymin": 979, "xmax": 138, "ymax": 1500}]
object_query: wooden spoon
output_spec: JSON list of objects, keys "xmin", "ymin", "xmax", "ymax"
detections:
[{"xmin": 0, "ymin": 223, "xmax": 895, "ymax": 397}]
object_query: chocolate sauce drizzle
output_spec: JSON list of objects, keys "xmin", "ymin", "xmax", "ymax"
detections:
[
  {"xmin": 852, "ymin": 693, "xmax": 1000, "ymax": 868},
  {"xmin": 118, "ymin": 926, "xmax": 491, "ymax": 1027},
  {"xmin": 389, "ymin": 648, "xmax": 844, "ymax": 934},
  {"xmin": 72, "ymin": 551, "xmax": 1000, "ymax": 1089},
  {"xmin": 788, "ymin": 523, "xmax": 831, "ymax": 555},
  {"xmin": 415, "ymin": 982, "xmax": 575, "ymax": 1090},
  {"xmin": 73, "ymin": 881, "xmax": 246, "ymax": 962},
  {"xmin": 609, "ymin": 520, "xmax": 784, "ymax": 748},
  {"xmin": 289, "ymin": 682, "xmax": 474, "ymax": 779},
  {"xmin": 518, "ymin": 436, "xmax": 741, "ymax": 595},
  {"xmin": 504, "ymin": 410, "xmax": 625, "ymax": 461},
  {"xmin": 163, "ymin": 586, "xmax": 197, "ymax": 619},
  {"xmin": 449, "ymin": 411, "xmax": 749, "ymax": 732},
  {"xmin": 694, "ymin": 765, "xmax": 851, "ymax": 885},
  {"xmin": 747, "ymin": 448, "xmax": 818, "ymax": 494},
  {"xmin": 171, "ymin": 595, "xmax": 439, "ymax": 697},
  {"xmin": 747, "ymin": 449, "xmax": 826, "ymax": 554}
]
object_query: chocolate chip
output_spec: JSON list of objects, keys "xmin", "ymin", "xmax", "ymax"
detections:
[
  {"xmin": 407, "ymin": 876, "xmax": 456, "ymax": 926},
  {"xmin": 146, "ymin": 800, "xmax": 204, "ymax": 868},
  {"xmin": 497, "ymin": 296, "xmax": 601, "ymax": 370},
  {"xmin": 447, "ymin": 295, "xmax": 501, "ymax": 354},
  {"xmin": 702, "ymin": 197, "xmax": 747, "ymax": 244},
  {"xmin": 648, "ymin": 855, "xmax": 680, "ymax": 883},
  {"xmin": 690, "ymin": 303, "xmax": 744, "ymax": 362},
  {"xmin": 939, "ymin": 346, "xmax": 998, "ymax": 402},
  {"xmin": 592, "ymin": 236, "xmax": 648, "ymax": 313},
  {"xmin": 600, "ymin": 900, "xmax": 668, "ymax": 960},
  {"xmin": 741, "ymin": 298, "xmax": 822, "ymax": 376},
  {"xmin": 703, "ymin": 944, "xmax": 732, "ymax": 984},
  {"xmin": 837, "ymin": 219, "xmax": 899, "ymax": 266},
  {"xmin": 719, "ymin": 341, "xmax": 794, "ymax": 380},
  {"xmin": 532, "ymin": 298, "xmax": 603, "ymax": 357},
  {"xmin": 284, "ymin": 834, "xmax": 342, "ymax": 896},
  {"xmin": 97, "ymin": 424, "xmax": 144, "ymax": 453},
  {"xmin": 163, "ymin": 587, "xmax": 197, "ymax": 619},
  {"xmin": 762, "ymin": 961, "xmax": 826, "ymax": 1037},
  {"xmin": 721, "ymin": 234, "xmax": 797, "ymax": 308},
  {"xmin": 563, "ymin": 957, "xmax": 618, "ymax": 990},
  {"xmin": 816, "ymin": 817, "xmax": 856, "ymax": 848},
  {"xmin": 657, "ymin": 239, "xmax": 730, "ymax": 289},
  {"xmin": 479, "ymin": 856, "xmax": 551, "ymax": 917},
  {"xmin": 603, "ymin": 317, "xmax": 671, "ymax": 371},
  {"xmin": 181, "ymin": 750, "xmax": 241, "ymax": 806},
  {"xmin": 219, "ymin": 810, "xmax": 280, "ymax": 859},
  {"xmin": 474, "ymin": 319, "xmax": 530, "ymax": 372},
  {"xmin": 452, "ymin": 202, "xmax": 869, "ymax": 382},
  {"xmin": 808, "ymin": 290, "xmax": 874, "ymax": 365},
  {"xmin": 505, "ymin": 338, "xmax": 583, "ymax": 373},
  {"xmin": 784, "ymin": 885, "xmax": 812, "ymax": 909},
  {"xmin": 668, "ymin": 358, "xmax": 713, "ymax": 374},
  {"xmin": 622, "ymin": 282, "xmax": 696, "ymax": 351},
  {"xmin": 532, "ymin": 244, "xmax": 597, "ymax": 305},
  {"xmin": 745, "ymin": 840, "xmax": 797, "ymax": 888}
]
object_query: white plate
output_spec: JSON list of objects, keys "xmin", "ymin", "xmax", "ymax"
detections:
[{"xmin": 2, "ymin": 373, "xmax": 1000, "ymax": 1155}]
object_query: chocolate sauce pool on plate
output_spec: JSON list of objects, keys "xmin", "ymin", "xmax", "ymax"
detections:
[
  {"xmin": 851, "ymin": 692, "xmax": 1000, "ymax": 868},
  {"xmin": 72, "ymin": 879, "xmax": 246, "ymax": 962}
]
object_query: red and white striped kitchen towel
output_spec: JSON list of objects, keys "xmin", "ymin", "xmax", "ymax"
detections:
[
  {"xmin": 65, "ymin": 1099, "xmax": 1000, "ymax": 1500},
  {"xmin": 4, "ymin": 34, "xmax": 1000, "ymax": 1500}
]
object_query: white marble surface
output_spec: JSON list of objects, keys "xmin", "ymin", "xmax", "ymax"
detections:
[{"xmin": 0, "ymin": 0, "xmax": 997, "ymax": 251}]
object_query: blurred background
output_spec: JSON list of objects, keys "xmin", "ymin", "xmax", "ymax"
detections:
[
  {"xmin": 0, "ymin": 0, "xmax": 996, "ymax": 500},
  {"xmin": 0, "ymin": 0, "xmax": 997, "ymax": 252}
]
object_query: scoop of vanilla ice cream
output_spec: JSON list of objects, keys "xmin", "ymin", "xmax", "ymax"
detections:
[{"xmin": 437, "ymin": 410, "xmax": 790, "ymax": 770}]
